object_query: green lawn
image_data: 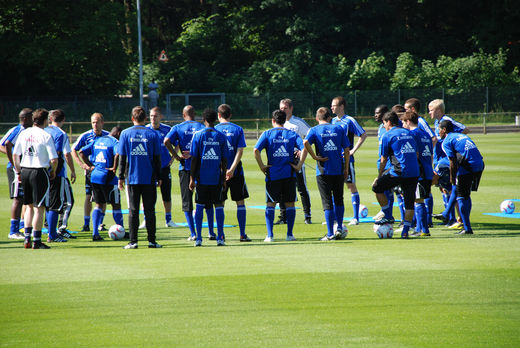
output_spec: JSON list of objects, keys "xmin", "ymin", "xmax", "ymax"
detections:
[{"xmin": 0, "ymin": 132, "xmax": 519, "ymax": 347}]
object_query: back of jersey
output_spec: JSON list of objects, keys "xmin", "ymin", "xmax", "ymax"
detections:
[
  {"xmin": 118, "ymin": 126, "xmax": 160, "ymax": 185},
  {"xmin": 190, "ymin": 128, "xmax": 227, "ymax": 185}
]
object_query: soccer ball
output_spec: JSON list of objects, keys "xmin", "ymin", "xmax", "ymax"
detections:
[
  {"xmin": 333, "ymin": 222, "xmax": 348, "ymax": 239},
  {"xmin": 108, "ymin": 224, "xmax": 125, "ymax": 240},
  {"xmin": 373, "ymin": 223, "xmax": 393, "ymax": 239},
  {"xmin": 500, "ymin": 200, "xmax": 515, "ymax": 214},
  {"xmin": 359, "ymin": 204, "xmax": 368, "ymax": 218}
]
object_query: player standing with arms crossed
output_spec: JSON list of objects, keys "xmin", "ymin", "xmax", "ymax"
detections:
[{"xmin": 118, "ymin": 106, "xmax": 163, "ymax": 249}]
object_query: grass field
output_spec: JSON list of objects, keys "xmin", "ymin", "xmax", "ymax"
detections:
[{"xmin": 1, "ymin": 132, "xmax": 519, "ymax": 347}]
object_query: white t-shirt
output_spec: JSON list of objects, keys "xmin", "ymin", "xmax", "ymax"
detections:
[
  {"xmin": 13, "ymin": 127, "xmax": 58, "ymax": 169},
  {"xmin": 284, "ymin": 115, "xmax": 310, "ymax": 139}
]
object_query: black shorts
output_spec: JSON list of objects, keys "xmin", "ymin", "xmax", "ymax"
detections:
[
  {"xmin": 456, "ymin": 170, "xmax": 483, "ymax": 198},
  {"xmin": 266, "ymin": 177, "xmax": 296, "ymax": 204},
  {"xmin": 85, "ymin": 171, "xmax": 92, "ymax": 195},
  {"xmin": 7, "ymin": 167, "xmax": 23, "ymax": 199},
  {"xmin": 416, "ymin": 179, "xmax": 432, "ymax": 200},
  {"xmin": 160, "ymin": 166, "xmax": 172, "ymax": 202},
  {"xmin": 178, "ymin": 170, "xmax": 194, "ymax": 211},
  {"xmin": 21, "ymin": 167, "xmax": 50, "ymax": 207},
  {"xmin": 372, "ymin": 173, "xmax": 418, "ymax": 210},
  {"xmin": 48, "ymin": 176, "xmax": 64, "ymax": 210},
  {"xmin": 224, "ymin": 172, "xmax": 249, "ymax": 201},
  {"xmin": 317, "ymin": 175, "xmax": 344, "ymax": 211},
  {"xmin": 344, "ymin": 161, "xmax": 356, "ymax": 184},
  {"xmin": 195, "ymin": 183, "xmax": 225, "ymax": 205},
  {"xmin": 92, "ymin": 183, "xmax": 121, "ymax": 205}
]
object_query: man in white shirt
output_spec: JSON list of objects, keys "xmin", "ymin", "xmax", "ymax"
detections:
[{"xmin": 13, "ymin": 109, "xmax": 58, "ymax": 249}]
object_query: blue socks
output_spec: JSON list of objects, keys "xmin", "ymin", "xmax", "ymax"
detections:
[
  {"xmin": 286, "ymin": 207, "xmax": 296, "ymax": 237},
  {"xmin": 237, "ymin": 205, "xmax": 246, "ymax": 237},
  {"xmin": 265, "ymin": 206, "xmax": 275, "ymax": 238},
  {"xmin": 10, "ymin": 219, "xmax": 20, "ymax": 235},
  {"xmin": 165, "ymin": 212, "xmax": 172, "ymax": 224},
  {"xmin": 396, "ymin": 194, "xmax": 405, "ymax": 221},
  {"xmin": 215, "ymin": 206, "xmax": 225, "ymax": 240},
  {"xmin": 92, "ymin": 208, "xmax": 104, "ymax": 237},
  {"xmin": 24, "ymin": 227, "xmax": 33, "ymax": 240},
  {"xmin": 195, "ymin": 204, "xmax": 205, "ymax": 241},
  {"xmin": 334, "ymin": 204, "xmax": 344, "ymax": 229},
  {"xmin": 46, "ymin": 210, "xmax": 59, "ymax": 240},
  {"xmin": 324, "ymin": 209, "xmax": 335, "ymax": 237},
  {"xmin": 206, "ymin": 206, "xmax": 215, "ymax": 237},
  {"xmin": 84, "ymin": 216, "xmax": 90, "ymax": 228},
  {"xmin": 184, "ymin": 211, "xmax": 195, "ymax": 237},
  {"xmin": 113, "ymin": 209, "xmax": 124, "ymax": 227},
  {"xmin": 381, "ymin": 203, "xmax": 392, "ymax": 220},
  {"xmin": 425, "ymin": 194, "xmax": 433, "ymax": 226},
  {"xmin": 402, "ymin": 220, "xmax": 412, "ymax": 238},
  {"xmin": 352, "ymin": 193, "xmax": 360, "ymax": 220},
  {"xmin": 457, "ymin": 197, "xmax": 472, "ymax": 231}
]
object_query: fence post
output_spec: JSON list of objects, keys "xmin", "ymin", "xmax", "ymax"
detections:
[
  {"xmin": 483, "ymin": 113, "xmax": 487, "ymax": 135},
  {"xmin": 397, "ymin": 89, "xmax": 400, "ymax": 104},
  {"xmin": 256, "ymin": 119, "xmax": 259, "ymax": 139},
  {"xmin": 69, "ymin": 122, "xmax": 72, "ymax": 140},
  {"xmin": 354, "ymin": 90, "xmax": 357, "ymax": 116}
]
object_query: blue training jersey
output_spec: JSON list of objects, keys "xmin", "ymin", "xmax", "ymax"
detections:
[
  {"xmin": 73, "ymin": 129, "xmax": 110, "ymax": 162},
  {"xmin": 411, "ymin": 128, "xmax": 434, "ymax": 181},
  {"xmin": 305, "ymin": 123, "xmax": 350, "ymax": 176},
  {"xmin": 215, "ymin": 121, "xmax": 247, "ymax": 175},
  {"xmin": 80, "ymin": 135, "xmax": 119, "ymax": 185},
  {"xmin": 380, "ymin": 126, "xmax": 420, "ymax": 178},
  {"xmin": 146, "ymin": 123, "xmax": 172, "ymax": 168},
  {"xmin": 190, "ymin": 127, "xmax": 228, "ymax": 186},
  {"xmin": 332, "ymin": 115, "xmax": 365, "ymax": 163},
  {"xmin": 254, "ymin": 127, "xmax": 304, "ymax": 182},
  {"xmin": 44, "ymin": 125, "xmax": 70, "ymax": 178},
  {"xmin": 165, "ymin": 120, "xmax": 205, "ymax": 171},
  {"xmin": 442, "ymin": 133, "xmax": 484, "ymax": 176},
  {"xmin": 433, "ymin": 115, "xmax": 465, "ymax": 169},
  {"xmin": 1, "ymin": 124, "xmax": 25, "ymax": 168},
  {"xmin": 117, "ymin": 125, "xmax": 161, "ymax": 185}
]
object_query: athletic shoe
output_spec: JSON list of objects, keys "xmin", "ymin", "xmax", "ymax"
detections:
[
  {"xmin": 448, "ymin": 221, "xmax": 463, "ymax": 229},
  {"xmin": 457, "ymin": 229, "xmax": 473, "ymax": 235},
  {"xmin": 138, "ymin": 220, "xmax": 146, "ymax": 229},
  {"xmin": 81, "ymin": 225, "xmax": 90, "ymax": 232},
  {"xmin": 208, "ymin": 234, "xmax": 217, "ymax": 241},
  {"xmin": 216, "ymin": 239, "xmax": 225, "ymax": 246},
  {"xmin": 433, "ymin": 213, "xmax": 449, "ymax": 224},
  {"xmin": 47, "ymin": 235, "xmax": 68, "ymax": 243},
  {"xmin": 24, "ymin": 238, "xmax": 32, "ymax": 249},
  {"xmin": 320, "ymin": 234, "xmax": 335, "ymax": 241},
  {"xmin": 286, "ymin": 235, "xmax": 296, "ymax": 241},
  {"xmin": 410, "ymin": 232, "xmax": 421, "ymax": 237},
  {"xmin": 401, "ymin": 231, "xmax": 409, "ymax": 239},
  {"xmin": 305, "ymin": 217, "xmax": 313, "ymax": 224},
  {"xmin": 59, "ymin": 230, "xmax": 77, "ymax": 239},
  {"xmin": 373, "ymin": 211, "xmax": 385, "ymax": 221},
  {"xmin": 8, "ymin": 232, "xmax": 25, "ymax": 240},
  {"xmin": 273, "ymin": 218, "xmax": 285, "ymax": 225},
  {"xmin": 33, "ymin": 242, "xmax": 50, "ymax": 249},
  {"xmin": 165, "ymin": 221, "xmax": 178, "ymax": 228},
  {"xmin": 123, "ymin": 243, "xmax": 138, "ymax": 249},
  {"xmin": 348, "ymin": 218, "xmax": 359, "ymax": 226},
  {"xmin": 240, "ymin": 235, "xmax": 252, "ymax": 242},
  {"xmin": 92, "ymin": 235, "xmax": 104, "ymax": 241},
  {"xmin": 148, "ymin": 242, "xmax": 162, "ymax": 248},
  {"xmin": 194, "ymin": 240, "xmax": 202, "ymax": 247},
  {"xmin": 99, "ymin": 224, "xmax": 107, "ymax": 231},
  {"xmin": 420, "ymin": 232, "xmax": 431, "ymax": 237},
  {"xmin": 334, "ymin": 229, "xmax": 348, "ymax": 240},
  {"xmin": 187, "ymin": 235, "xmax": 196, "ymax": 241},
  {"xmin": 374, "ymin": 217, "xmax": 395, "ymax": 225},
  {"xmin": 264, "ymin": 236, "xmax": 274, "ymax": 242}
]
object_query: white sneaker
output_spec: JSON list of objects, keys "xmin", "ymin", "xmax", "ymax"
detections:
[
  {"xmin": 8, "ymin": 232, "xmax": 25, "ymax": 240},
  {"xmin": 123, "ymin": 243, "xmax": 138, "ymax": 249},
  {"xmin": 194, "ymin": 240, "xmax": 202, "ymax": 247},
  {"xmin": 216, "ymin": 239, "xmax": 225, "ymax": 246},
  {"xmin": 187, "ymin": 235, "xmax": 196, "ymax": 241},
  {"xmin": 138, "ymin": 220, "xmax": 146, "ymax": 229},
  {"xmin": 165, "ymin": 221, "xmax": 178, "ymax": 228},
  {"xmin": 320, "ymin": 234, "xmax": 334, "ymax": 241},
  {"xmin": 264, "ymin": 236, "xmax": 273, "ymax": 242},
  {"xmin": 348, "ymin": 218, "xmax": 359, "ymax": 226},
  {"xmin": 286, "ymin": 235, "xmax": 296, "ymax": 241},
  {"xmin": 373, "ymin": 211, "xmax": 385, "ymax": 221}
]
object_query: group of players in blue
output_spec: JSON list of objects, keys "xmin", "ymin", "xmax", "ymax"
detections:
[{"xmin": 3, "ymin": 96, "xmax": 484, "ymax": 248}]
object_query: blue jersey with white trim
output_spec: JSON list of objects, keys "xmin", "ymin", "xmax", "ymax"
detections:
[
  {"xmin": 80, "ymin": 135, "xmax": 119, "ymax": 185},
  {"xmin": 117, "ymin": 126, "xmax": 161, "ymax": 185},
  {"xmin": 433, "ymin": 115, "xmax": 465, "ymax": 168},
  {"xmin": 332, "ymin": 115, "xmax": 365, "ymax": 163},
  {"xmin": 44, "ymin": 125, "xmax": 70, "ymax": 177},
  {"xmin": 73, "ymin": 129, "xmax": 110, "ymax": 162},
  {"xmin": 165, "ymin": 120, "xmax": 205, "ymax": 171},
  {"xmin": 254, "ymin": 127, "xmax": 303, "ymax": 182},
  {"xmin": 146, "ymin": 123, "xmax": 172, "ymax": 168},
  {"xmin": 380, "ymin": 127, "xmax": 420, "ymax": 178},
  {"xmin": 305, "ymin": 123, "xmax": 350, "ymax": 176},
  {"xmin": 190, "ymin": 127, "xmax": 228, "ymax": 185},
  {"xmin": 411, "ymin": 128, "xmax": 434, "ymax": 180},
  {"xmin": 2, "ymin": 124, "xmax": 25, "ymax": 168},
  {"xmin": 215, "ymin": 121, "xmax": 246, "ymax": 175},
  {"xmin": 442, "ymin": 133, "xmax": 484, "ymax": 175}
]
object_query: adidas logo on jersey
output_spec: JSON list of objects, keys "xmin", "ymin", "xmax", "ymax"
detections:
[
  {"xmin": 273, "ymin": 145, "xmax": 289, "ymax": 157},
  {"xmin": 323, "ymin": 139, "xmax": 337, "ymax": 151},
  {"xmin": 130, "ymin": 144, "xmax": 148, "ymax": 156},
  {"xmin": 202, "ymin": 148, "xmax": 219, "ymax": 160},
  {"xmin": 227, "ymin": 140, "xmax": 234, "ymax": 151},
  {"xmin": 95, "ymin": 151, "xmax": 106, "ymax": 163},
  {"xmin": 400, "ymin": 142, "xmax": 415, "ymax": 154},
  {"xmin": 422, "ymin": 146, "xmax": 431, "ymax": 157},
  {"xmin": 464, "ymin": 140, "xmax": 476, "ymax": 150}
]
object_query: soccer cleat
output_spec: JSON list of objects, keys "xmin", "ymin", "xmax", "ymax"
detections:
[
  {"xmin": 33, "ymin": 242, "xmax": 50, "ymax": 249},
  {"xmin": 448, "ymin": 221, "xmax": 463, "ymax": 229},
  {"xmin": 348, "ymin": 218, "xmax": 359, "ymax": 226},
  {"xmin": 334, "ymin": 229, "xmax": 348, "ymax": 240},
  {"xmin": 138, "ymin": 220, "xmax": 146, "ymax": 229},
  {"xmin": 240, "ymin": 235, "xmax": 252, "ymax": 242},
  {"xmin": 374, "ymin": 217, "xmax": 395, "ymax": 225},
  {"xmin": 92, "ymin": 235, "xmax": 104, "ymax": 241},
  {"xmin": 273, "ymin": 218, "xmax": 286, "ymax": 225},
  {"xmin": 123, "ymin": 243, "xmax": 138, "ymax": 249},
  {"xmin": 148, "ymin": 242, "xmax": 162, "ymax": 248},
  {"xmin": 24, "ymin": 238, "xmax": 32, "ymax": 249},
  {"xmin": 410, "ymin": 232, "xmax": 421, "ymax": 237},
  {"xmin": 165, "ymin": 221, "xmax": 178, "ymax": 228},
  {"xmin": 286, "ymin": 235, "xmax": 296, "ymax": 241},
  {"xmin": 420, "ymin": 232, "xmax": 431, "ymax": 237},
  {"xmin": 432, "ymin": 213, "xmax": 449, "ymax": 225},
  {"xmin": 99, "ymin": 224, "xmax": 107, "ymax": 231},
  {"xmin": 373, "ymin": 211, "xmax": 385, "ymax": 221},
  {"xmin": 216, "ymin": 239, "xmax": 225, "ymax": 246},
  {"xmin": 457, "ymin": 229, "xmax": 474, "ymax": 235},
  {"xmin": 58, "ymin": 229, "xmax": 77, "ymax": 239},
  {"xmin": 320, "ymin": 234, "xmax": 335, "ymax": 241},
  {"xmin": 187, "ymin": 235, "xmax": 196, "ymax": 241},
  {"xmin": 401, "ymin": 231, "xmax": 409, "ymax": 239},
  {"xmin": 304, "ymin": 217, "xmax": 313, "ymax": 224},
  {"xmin": 81, "ymin": 225, "xmax": 90, "ymax": 232},
  {"xmin": 194, "ymin": 240, "xmax": 202, "ymax": 247},
  {"xmin": 264, "ymin": 236, "xmax": 274, "ymax": 243},
  {"xmin": 208, "ymin": 234, "xmax": 217, "ymax": 241},
  {"xmin": 8, "ymin": 232, "xmax": 25, "ymax": 240},
  {"xmin": 47, "ymin": 235, "xmax": 68, "ymax": 243}
]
